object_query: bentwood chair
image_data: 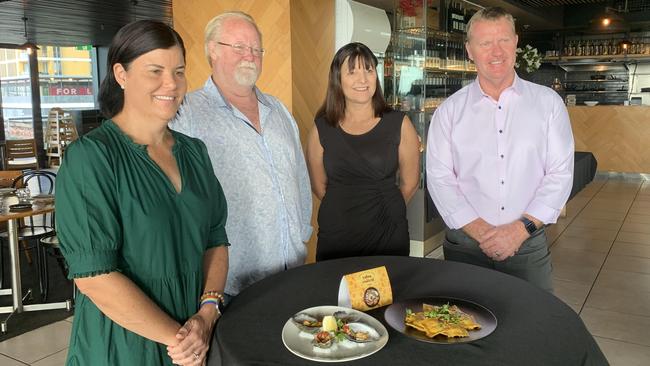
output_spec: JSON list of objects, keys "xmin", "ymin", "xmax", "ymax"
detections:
[
  {"xmin": 0, "ymin": 171, "xmax": 56, "ymax": 298},
  {"xmin": 4, "ymin": 139, "xmax": 39, "ymax": 171}
]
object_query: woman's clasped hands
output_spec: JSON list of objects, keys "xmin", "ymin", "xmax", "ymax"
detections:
[{"xmin": 168, "ymin": 307, "xmax": 219, "ymax": 365}]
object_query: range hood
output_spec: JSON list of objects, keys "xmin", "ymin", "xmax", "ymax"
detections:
[
  {"xmin": 555, "ymin": 59, "xmax": 630, "ymax": 72},
  {"xmin": 549, "ymin": 54, "xmax": 650, "ymax": 72}
]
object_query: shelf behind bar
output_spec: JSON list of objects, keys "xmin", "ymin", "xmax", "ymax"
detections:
[
  {"xmin": 544, "ymin": 54, "xmax": 650, "ymax": 63},
  {"xmin": 566, "ymin": 79, "xmax": 628, "ymax": 83},
  {"xmin": 565, "ymin": 90, "xmax": 628, "ymax": 94}
]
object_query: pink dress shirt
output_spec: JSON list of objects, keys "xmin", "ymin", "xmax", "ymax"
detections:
[{"xmin": 426, "ymin": 74, "xmax": 574, "ymax": 229}]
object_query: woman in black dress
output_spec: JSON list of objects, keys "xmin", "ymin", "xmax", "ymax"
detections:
[{"xmin": 307, "ymin": 42, "xmax": 420, "ymax": 261}]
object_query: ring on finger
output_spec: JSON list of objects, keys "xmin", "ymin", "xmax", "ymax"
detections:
[
  {"xmin": 193, "ymin": 352, "xmax": 200, "ymax": 361},
  {"xmin": 494, "ymin": 251, "xmax": 501, "ymax": 257}
]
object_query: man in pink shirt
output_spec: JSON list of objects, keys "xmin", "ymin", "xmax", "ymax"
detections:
[{"xmin": 426, "ymin": 7, "xmax": 574, "ymax": 292}]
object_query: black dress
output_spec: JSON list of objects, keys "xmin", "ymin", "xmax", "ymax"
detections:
[{"xmin": 315, "ymin": 110, "xmax": 410, "ymax": 261}]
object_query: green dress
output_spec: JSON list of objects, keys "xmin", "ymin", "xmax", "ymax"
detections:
[{"xmin": 55, "ymin": 120, "xmax": 229, "ymax": 365}]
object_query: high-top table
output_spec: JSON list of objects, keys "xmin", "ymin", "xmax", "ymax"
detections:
[
  {"xmin": 212, "ymin": 256, "xmax": 607, "ymax": 366},
  {"xmin": 0, "ymin": 194, "xmax": 72, "ymax": 333}
]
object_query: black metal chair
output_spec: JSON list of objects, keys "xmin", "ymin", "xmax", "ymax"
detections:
[{"xmin": 0, "ymin": 170, "xmax": 56, "ymax": 299}]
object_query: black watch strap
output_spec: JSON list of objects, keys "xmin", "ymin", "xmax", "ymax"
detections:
[{"xmin": 519, "ymin": 217, "xmax": 537, "ymax": 235}]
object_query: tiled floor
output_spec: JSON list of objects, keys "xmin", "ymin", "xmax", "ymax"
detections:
[{"xmin": 2, "ymin": 173, "xmax": 650, "ymax": 365}]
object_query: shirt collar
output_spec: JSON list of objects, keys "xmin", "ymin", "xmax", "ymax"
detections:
[
  {"xmin": 202, "ymin": 77, "xmax": 272, "ymax": 109},
  {"xmin": 469, "ymin": 72, "xmax": 524, "ymax": 105}
]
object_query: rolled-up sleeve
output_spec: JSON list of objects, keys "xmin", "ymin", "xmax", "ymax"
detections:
[{"xmin": 55, "ymin": 138, "xmax": 122, "ymax": 278}]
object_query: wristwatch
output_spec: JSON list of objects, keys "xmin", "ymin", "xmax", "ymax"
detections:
[{"xmin": 519, "ymin": 217, "xmax": 537, "ymax": 235}]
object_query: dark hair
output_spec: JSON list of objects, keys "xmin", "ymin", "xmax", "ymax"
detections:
[
  {"xmin": 99, "ymin": 20, "xmax": 186, "ymax": 118},
  {"xmin": 316, "ymin": 42, "xmax": 391, "ymax": 127}
]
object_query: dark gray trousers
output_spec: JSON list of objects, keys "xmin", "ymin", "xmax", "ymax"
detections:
[{"xmin": 443, "ymin": 227, "xmax": 553, "ymax": 292}]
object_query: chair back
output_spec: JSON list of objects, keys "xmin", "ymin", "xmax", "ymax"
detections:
[
  {"xmin": 12, "ymin": 170, "xmax": 55, "ymax": 195},
  {"xmin": 12, "ymin": 170, "xmax": 56, "ymax": 229},
  {"xmin": 4, "ymin": 139, "xmax": 39, "ymax": 170}
]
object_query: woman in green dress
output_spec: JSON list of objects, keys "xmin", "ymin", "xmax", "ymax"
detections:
[{"xmin": 56, "ymin": 20, "xmax": 229, "ymax": 365}]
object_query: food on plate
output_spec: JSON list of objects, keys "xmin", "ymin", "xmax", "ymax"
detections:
[
  {"xmin": 292, "ymin": 313, "xmax": 322, "ymax": 333},
  {"xmin": 322, "ymin": 315, "xmax": 337, "ymax": 332},
  {"xmin": 404, "ymin": 303, "xmax": 481, "ymax": 338},
  {"xmin": 291, "ymin": 310, "xmax": 380, "ymax": 349},
  {"xmin": 313, "ymin": 331, "xmax": 333, "ymax": 348},
  {"xmin": 341, "ymin": 322, "xmax": 378, "ymax": 343}
]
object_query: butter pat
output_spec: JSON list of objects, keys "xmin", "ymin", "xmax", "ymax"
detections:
[{"xmin": 322, "ymin": 315, "xmax": 337, "ymax": 332}]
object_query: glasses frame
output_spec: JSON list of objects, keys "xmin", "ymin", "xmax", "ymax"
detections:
[{"xmin": 216, "ymin": 41, "xmax": 265, "ymax": 57}]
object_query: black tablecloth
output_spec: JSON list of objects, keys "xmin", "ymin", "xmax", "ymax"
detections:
[
  {"xmin": 213, "ymin": 256, "xmax": 606, "ymax": 366},
  {"xmin": 570, "ymin": 151, "xmax": 598, "ymax": 200}
]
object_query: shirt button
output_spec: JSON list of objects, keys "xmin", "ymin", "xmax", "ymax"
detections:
[
  {"xmin": 499, "ymin": 129, "xmax": 503, "ymax": 133},
  {"xmin": 501, "ymin": 180, "xmax": 504, "ymax": 184},
  {"xmin": 498, "ymin": 106, "xmax": 502, "ymax": 110},
  {"xmin": 500, "ymin": 154, "xmax": 504, "ymax": 158},
  {"xmin": 501, "ymin": 206, "xmax": 505, "ymax": 210}
]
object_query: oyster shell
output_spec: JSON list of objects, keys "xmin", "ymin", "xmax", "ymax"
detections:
[
  {"xmin": 332, "ymin": 310, "xmax": 360, "ymax": 324},
  {"xmin": 292, "ymin": 312, "xmax": 322, "ymax": 333},
  {"xmin": 312, "ymin": 331, "xmax": 334, "ymax": 348},
  {"xmin": 342, "ymin": 322, "xmax": 380, "ymax": 343}
]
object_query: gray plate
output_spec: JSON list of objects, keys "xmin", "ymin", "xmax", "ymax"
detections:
[
  {"xmin": 282, "ymin": 305, "xmax": 388, "ymax": 363},
  {"xmin": 384, "ymin": 297, "xmax": 497, "ymax": 344}
]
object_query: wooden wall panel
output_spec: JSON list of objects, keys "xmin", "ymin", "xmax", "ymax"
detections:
[
  {"xmin": 172, "ymin": 0, "xmax": 293, "ymax": 108},
  {"xmin": 569, "ymin": 106, "xmax": 650, "ymax": 173},
  {"xmin": 290, "ymin": 0, "xmax": 335, "ymax": 262},
  {"xmin": 173, "ymin": 0, "xmax": 335, "ymax": 263}
]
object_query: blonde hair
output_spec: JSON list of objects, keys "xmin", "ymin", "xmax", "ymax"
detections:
[
  {"xmin": 204, "ymin": 11, "xmax": 262, "ymax": 66},
  {"xmin": 466, "ymin": 7, "xmax": 516, "ymax": 41}
]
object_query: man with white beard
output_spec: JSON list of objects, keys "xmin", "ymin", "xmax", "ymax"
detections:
[{"xmin": 172, "ymin": 11, "xmax": 312, "ymax": 304}]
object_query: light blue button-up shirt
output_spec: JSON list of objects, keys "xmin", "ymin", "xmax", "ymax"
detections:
[{"xmin": 172, "ymin": 78, "xmax": 313, "ymax": 295}]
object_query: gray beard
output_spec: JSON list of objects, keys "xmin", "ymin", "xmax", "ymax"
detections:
[{"xmin": 234, "ymin": 68, "xmax": 258, "ymax": 87}]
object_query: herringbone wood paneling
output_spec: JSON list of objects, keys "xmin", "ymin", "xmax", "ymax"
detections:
[
  {"xmin": 569, "ymin": 106, "xmax": 650, "ymax": 173},
  {"xmin": 290, "ymin": 0, "xmax": 335, "ymax": 262},
  {"xmin": 172, "ymin": 0, "xmax": 292, "ymax": 107}
]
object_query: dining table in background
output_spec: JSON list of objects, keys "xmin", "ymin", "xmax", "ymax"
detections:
[
  {"xmin": 0, "ymin": 193, "xmax": 72, "ymax": 333},
  {"xmin": 212, "ymin": 256, "xmax": 607, "ymax": 366}
]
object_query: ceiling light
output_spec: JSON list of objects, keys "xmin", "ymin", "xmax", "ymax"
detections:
[
  {"xmin": 589, "ymin": 7, "xmax": 628, "ymax": 33},
  {"xmin": 20, "ymin": 17, "xmax": 40, "ymax": 54}
]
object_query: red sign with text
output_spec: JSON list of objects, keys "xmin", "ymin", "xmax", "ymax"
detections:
[{"xmin": 49, "ymin": 86, "xmax": 92, "ymax": 96}]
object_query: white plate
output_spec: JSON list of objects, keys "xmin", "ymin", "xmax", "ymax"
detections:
[
  {"xmin": 282, "ymin": 305, "xmax": 388, "ymax": 363},
  {"xmin": 584, "ymin": 101, "xmax": 599, "ymax": 106}
]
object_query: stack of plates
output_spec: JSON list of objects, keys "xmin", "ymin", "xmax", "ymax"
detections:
[{"xmin": 0, "ymin": 188, "xmax": 16, "ymax": 196}]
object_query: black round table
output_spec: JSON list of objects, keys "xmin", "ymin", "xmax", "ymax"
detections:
[{"xmin": 211, "ymin": 256, "xmax": 607, "ymax": 365}]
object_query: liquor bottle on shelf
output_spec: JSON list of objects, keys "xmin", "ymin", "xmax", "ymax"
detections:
[{"xmin": 448, "ymin": 1, "xmax": 466, "ymax": 34}]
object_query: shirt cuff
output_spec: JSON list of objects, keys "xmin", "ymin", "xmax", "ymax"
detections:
[
  {"xmin": 444, "ymin": 205, "xmax": 480, "ymax": 230},
  {"xmin": 66, "ymin": 249, "xmax": 119, "ymax": 279},
  {"xmin": 526, "ymin": 199, "xmax": 560, "ymax": 225}
]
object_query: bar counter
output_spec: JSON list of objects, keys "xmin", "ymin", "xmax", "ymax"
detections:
[{"xmin": 568, "ymin": 105, "xmax": 650, "ymax": 173}]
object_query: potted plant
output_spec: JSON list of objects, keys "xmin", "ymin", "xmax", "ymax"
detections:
[{"xmin": 515, "ymin": 44, "xmax": 543, "ymax": 74}]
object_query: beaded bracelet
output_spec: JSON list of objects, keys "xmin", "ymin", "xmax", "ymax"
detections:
[
  {"xmin": 200, "ymin": 290, "xmax": 225, "ymax": 304},
  {"xmin": 199, "ymin": 297, "xmax": 222, "ymax": 316}
]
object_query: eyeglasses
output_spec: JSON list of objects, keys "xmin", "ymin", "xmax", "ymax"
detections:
[{"xmin": 217, "ymin": 42, "xmax": 265, "ymax": 57}]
